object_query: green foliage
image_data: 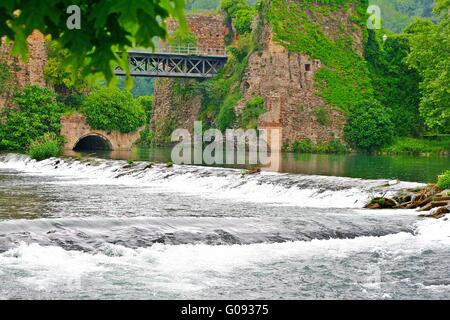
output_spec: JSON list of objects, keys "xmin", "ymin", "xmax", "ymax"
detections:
[
  {"xmin": 292, "ymin": 138, "xmax": 347, "ymax": 154},
  {"xmin": 118, "ymin": 77, "xmax": 155, "ymax": 98},
  {"xmin": 82, "ymin": 87, "xmax": 146, "ymax": 133},
  {"xmin": 169, "ymin": 29, "xmax": 198, "ymax": 47},
  {"xmin": 136, "ymin": 126, "xmax": 156, "ymax": 147},
  {"xmin": 228, "ymin": 33, "xmax": 253, "ymax": 61},
  {"xmin": 327, "ymin": 138, "xmax": 348, "ymax": 154},
  {"xmin": 58, "ymin": 94, "xmax": 85, "ymax": 110},
  {"xmin": 221, "ymin": 0, "xmax": 257, "ymax": 34},
  {"xmin": 404, "ymin": 2, "xmax": 450, "ymax": 134},
  {"xmin": 28, "ymin": 133, "xmax": 62, "ymax": 161},
  {"xmin": 312, "ymin": 107, "xmax": 330, "ymax": 126},
  {"xmin": 198, "ymin": 49, "xmax": 249, "ymax": 132},
  {"xmin": 293, "ymin": 139, "xmax": 313, "ymax": 153},
  {"xmin": 133, "ymin": 93, "xmax": 153, "ymax": 147},
  {"xmin": 137, "ymin": 96, "xmax": 153, "ymax": 122},
  {"xmin": 217, "ymin": 93, "xmax": 239, "ymax": 132},
  {"xmin": 0, "ymin": 85, "xmax": 63, "ymax": 151},
  {"xmin": 194, "ymin": 1, "xmax": 259, "ymax": 132},
  {"xmin": 44, "ymin": 40, "xmax": 90, "ymax": 95},
  {"xmin": 239, "ymin": 96, "xmax": 265, "ymax": 129},
  {"xmin": 372, "ymin": 0, "xmax": 437, "ymax": 33},
  {"xmin": 267, "ymin": 0, "xmax": 374, "ymax": 112},
  {"xmin": 156, "ymin": 115, "xmax": 177, "ymax": 144},
  {"xmin": 437, "ymin": 170, "xmax": 450, "ymax": 190},
  {"xmin": 365, "ymin": 31, "xmax": 422, "ymax": 136},
  {"xmin": 381, "ymin": 137, "xmax": 450, "ymax": 155},
  {"xmin": 0, "ymin": 0, "xmax": 186, "ymax": 83},
  {"xmin": 344, "ymin": 98, "xmax": 395, "ymax": 152},
  {"xmin": 0, "ymin": 60, "xmax": 13, "ymax": 101}
]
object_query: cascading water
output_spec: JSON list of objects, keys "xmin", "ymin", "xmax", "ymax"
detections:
[{"xmin": 0, "ymin": 153, "xmax": 449, "ymax": 299}]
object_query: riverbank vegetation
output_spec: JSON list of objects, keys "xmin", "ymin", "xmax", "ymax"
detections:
[
  {"xmin": 28, "ymin": 133, "xmax": 62, "ymax": 161},
  {"xmin": 380, "ymin": 137, "xmax": 450, "ymax": 156},
  {"xmin": 286, "ymin": 139, "xmax": 348, "ymax": 155},
  {"xmin": 0, "ymin": 82, "xmax": 151, "ymax": 159},
  {"xmin": 0, "ymin": 86, "xmax": 64, "ymax": 152},
  {"xmin": 437, "ymin": 170, "xmax": 450, "ymax": 190}
]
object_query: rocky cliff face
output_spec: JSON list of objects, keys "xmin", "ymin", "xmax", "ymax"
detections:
[
  {"xmin": 151, "ymin": 78, "xmax": 202, "ymax": 143},
  {"xmin": 239, "ymin": 23, "xmax": 346, "ymax": 145},
  {"xmin": 152, "ymin": 2, "xmax": 367, "ymax": 146},
  {"xmin": 236, "ymin": 1, "xmax": 366, "ymax": 146}
]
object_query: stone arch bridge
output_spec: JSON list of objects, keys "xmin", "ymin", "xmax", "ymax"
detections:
[{"xmin": 61, "ymin": 114, "xmax": 141, "ymax": 151}]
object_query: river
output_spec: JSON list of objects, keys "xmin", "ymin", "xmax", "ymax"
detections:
[{"xmin": 0, "ymin": 151, "xmax": 449, "ymax": 299}]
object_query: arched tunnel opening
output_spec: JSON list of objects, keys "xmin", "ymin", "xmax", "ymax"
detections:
[{"xmin": 73, "ymin": 135, "xmax": 112, "ymax": 151}]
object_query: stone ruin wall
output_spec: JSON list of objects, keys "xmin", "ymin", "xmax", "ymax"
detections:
[
  {"xmin": 164, "ymin": 13, "xmax": 228, "ymax": 50},
  {"xmin": 239, "ymin": 24, "xmax": 346, "ymax": 146},
  {"xmin": 238, "ymin": 5, "xmax": 365, "ymax": 146},
  {"xmin": 0, "ymin": 31, "xmax": 47, "ymax": 108}
]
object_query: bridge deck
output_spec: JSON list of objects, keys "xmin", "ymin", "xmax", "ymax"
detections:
[{"xmin": 115, "ymin": 48, "xmax": 228, "ymax": 79}]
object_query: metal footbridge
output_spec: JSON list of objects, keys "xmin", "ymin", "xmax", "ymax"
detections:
[{"xmin": 115, "ymin": 46, "xmax": 227, "ymax": 79}]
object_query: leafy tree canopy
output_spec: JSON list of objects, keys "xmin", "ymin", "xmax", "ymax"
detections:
[
  {"xmin": 0, "ymin": 0, "xmax": 186, "ymax": 84},
  {"xmin": 0, "ymin": 86, "xmax": 64, "ymax": 151},
  {"xmin": 404, "ymin": 0, "xmax": 450, "ymax": 133},
  {"xmin": 344, "ymin": 98, "xmax": 395, "ymax": 152},
  {"xmin": 82, "ymin": 87, "xmax": 146, "ymax": 133},
  {"xmin": 221, "ymin": 0, "xmax": 257, "ymax": 34}
]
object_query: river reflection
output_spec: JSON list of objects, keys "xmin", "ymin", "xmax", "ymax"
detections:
[{"xmin": 63, "ymin": 147, "xmax": 450, "ymax": 183}]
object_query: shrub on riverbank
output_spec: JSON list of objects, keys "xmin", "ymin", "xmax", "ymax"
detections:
[
  {"xmin": 289, "ymin": 138, "xmax": 347, "ymax": 154},
  {"xmin": 344, "ymin": 99, "xmax": 395, "ymax": 153},
  {"xmin": 28, "ymin": 133, "xmax": 62, "ymax": 161},
  {"xmin": 0, "ymin": 85, "xmax": 63, "ymax": 151},
  {"xmin": 82, "ymin": 87, "xmax": 146, "ymax": 133},
  {"xmin": 135, "ymin": 127, "xmax": 156, "ymax": 147},
  {"xmin": 380, "ymin": 137, "xmax": 450, "ymax": 156},
  {"xmin": 437, "ymin": 171, "xmax": 450, "ymax": 190}
]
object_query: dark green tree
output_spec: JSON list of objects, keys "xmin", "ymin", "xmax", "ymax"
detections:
[
  {"xmin": 82, "ymin": 87, "xmax": 146, "ymax": 133},
  {"xmin": 0, "ymin": 86, "xmax": 64, "ymax": 151},
  {"xmin": 404, "ymin": 1, "xmax": 450, "ymax": 133},
  {"xmin": 365, "ymin": 31, "xmax": 422, "ymax": 137},
  {"xmin": 344, "ymin": 99, "xmax": 395, "ymax": 152}
]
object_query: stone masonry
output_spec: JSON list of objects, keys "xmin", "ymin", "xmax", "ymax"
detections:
[
  {"xmin": 239, "ymin": 24, "xmax": 347, "ymax": 146},
  {"xmin": 165, "ymin": 13, "xmax": 228, "ymax": 50},
  {"xmin": 0, "ymin": 30, "xmax": 47, "ymax": 107},
  {"xmin": 60, "ymin": 113, "xmax": 142, "ymax": 151},
  {"xmin": 242, "ymin": 5, "xmax": 365, "ymax": 146}
]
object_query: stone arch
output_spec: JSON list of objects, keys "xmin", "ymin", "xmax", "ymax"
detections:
[
  {"xmin": 73, "ymin": 133, "xmax": 113, "ymax": 151},
  {"xmin": 61, "ymin": 113, "xmax": 142, "ymax": 151}
]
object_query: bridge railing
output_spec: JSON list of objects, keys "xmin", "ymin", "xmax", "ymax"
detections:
[{"xmin": 153, "ymin": 45, "xmax": 227, "ymax": 57}]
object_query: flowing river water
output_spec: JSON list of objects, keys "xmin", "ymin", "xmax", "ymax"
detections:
[{"xmin": 0, "ymin": 152, "xmax": 449, "ymax": 299}]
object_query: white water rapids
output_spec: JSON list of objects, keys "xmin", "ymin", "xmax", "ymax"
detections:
[{"xmin": 0, "ymin": 154, "xmax": 448, "ymax": 299}]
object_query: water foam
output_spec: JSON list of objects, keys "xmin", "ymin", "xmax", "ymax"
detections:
[
  {"xmin": 1, "ymin": 216, "xmax": 447, "ymax": 292},
  {"xmin": 0, "ymin": 153, "xmax": 423, "ymax": 208}
]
